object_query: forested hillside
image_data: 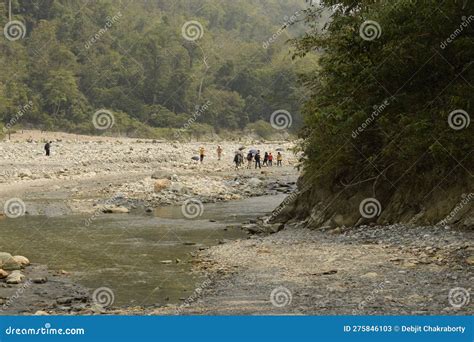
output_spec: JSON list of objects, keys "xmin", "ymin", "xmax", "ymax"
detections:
[
  {"xmin": 0, "ymin": 0, "xmax": 313, "ymax": 138},
  {"xmin": 280, "ymin": 0, "xmax": 473, "ymax": 227}
]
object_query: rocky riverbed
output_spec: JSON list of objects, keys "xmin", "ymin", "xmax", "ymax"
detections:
[
  {"xmin": 2, "ymin": 131, "xmax": 471, "ymax": 316},
  {"xmin": 150, "ymin": 223, "xmax": 473, "ymax": 315},
  {"xmin": 0, "ymin": 252, "xmax": 90, "ymax": 315},
  {"xmin": 0, "ymin": 131, "xmax": 300, "ymax": 315},
  {"xmin": 0, "ymin": 130, "xmax": 299, "ymax": 216}
]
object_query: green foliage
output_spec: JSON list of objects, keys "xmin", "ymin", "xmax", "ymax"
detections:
[
  {"xmin": 294, "ymin": 0, "xmax": 473, "ymax": 188},
  {"xmin": 0, "ymin": 0, "xmax": 308, "ymax": 136},
  {"xmin": 246, "ymin": 120, "xmax": 275, "ymax": 140}
]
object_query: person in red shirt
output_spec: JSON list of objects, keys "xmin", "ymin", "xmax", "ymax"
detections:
[{"xmin": 268, "ymin": 152, "xmax": 273, "ymax": 166}]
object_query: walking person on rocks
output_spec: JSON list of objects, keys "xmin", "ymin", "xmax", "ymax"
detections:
[
  {"xmin": 263, "ymin": 152, "xmax": 269, "ymax": 167},
  {"xmin": 255, "ymin": 150, "xmax": 262, "ymax": 169},
  {"xmin": 234, "ymin": 152, "xmax": 242, "ymax": 169},
  {"xmin": 44, "ymin": 141, "xmax": 52, "ymax": 156},
  {"xmin": 199, "ymin": 146, "xmax": 205, "ymax": 164},
  {"xmin": 217, "ymin": 145, "xmax": 223, "ymax": 161},
  {"xmin": 246, "ymin": 151, "xmax": 253, "ymax": 169},
  {"xmin": 268, "ymin": 152, "xmax": 273, "ymax": 166},
  {"xmin": 277, "ymin": 152, "xmax": 282, "ymax": 167}
]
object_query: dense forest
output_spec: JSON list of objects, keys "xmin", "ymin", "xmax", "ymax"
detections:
[
  {"xmin": 0, "ymin": 0, "xmax": 315, "ymax": 138},
  {"xmin": 287, "ymin": 0, "xmax": 473, "ymax": 226}
]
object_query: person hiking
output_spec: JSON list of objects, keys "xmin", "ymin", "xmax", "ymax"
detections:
[
  {"xmin": 254, "ymin": 150, "xmax": 261, "ymax": 169},
  {"xmin": 268, "ymin": 152, "xmax": 273, "ymax": 166},
  {"xmin": 234, "ymin": 152, "xmax": 242, "ymax": 169},
  {"xmin": 44, "ymin": 141, "xmax": 52, "ymax": 156},
  {"xmin": 277, "ymin": 152, "xmax": 282, "ymax": 166},
  {"xmin": 199, "ymin": 146, "xmax": 205, "ymax": 164},
  {"xmin": 217, "ymin": 145, "xmax": 223, "ymax": 161},
  {"xmin": 246, "ymin": 151, "xmax": 253, "ymax": 169},
  {"xmin": 263, "ymin": 152, "xmax": 269, "ymax": 166}
]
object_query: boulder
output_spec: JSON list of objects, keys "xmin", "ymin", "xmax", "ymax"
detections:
[
  {"xmin": 169, "ymin": 182, "xmax": 188, "ymax": 194},
  {"xmin": 0, "ymin": 269, "xmax": 8, "ymax": 278},
  {"xmin": 361, "ymin": 272, "xmax": 378, "ymax": 279},
  {"xmin": 18, "ymin": 169, "xmax": 32, "ymax": 178},
  {"xmin": 32, "ymin": 276, "xmax": 48, "ymax": 284},
  {"xmin": 154, "ymin": 179, "xmax": 171, "ymax": 192},
  {"xmin": 151, "ymin": 171, "xmax": 168, "ymax": 180},
  {"xmin": 34, "ymin": 311, "xmax": 49, "ymax": 316},
  {"xmin": 6, "ymin": 270, "xmax": 25, "ymax": 284},
  {"xmin": 247, "ymin": 178, "xmax": 262, "ymax": 187},
  {"xmin": 103, "ymin": 206, "xmax": 129, "ymax": 214},
  {"xmin": 242, "ymin": 224, "xmax": 263, "ymax": 234},
  {"xmin": 0, "ymin": 252, "xmax": 13, "ymax": 265},
  {"xmin": 13, "ymin": 255, "xmax": 30, "ymax": 267},
  {"xmin": 1, "ymin": 260, "xmax": 21, "ymax": 271},
  {"xmin": 0, "ymin": 252, "xmax": 21, "ymax": 270},
  {"xmin": 466, "ymin": 256, "xmax": 474, "ymax": 265}
]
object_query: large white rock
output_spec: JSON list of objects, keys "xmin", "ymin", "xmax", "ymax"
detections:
[
  {"xmin": 6, "ymin": 270, "xmax": 25, "ymax": 284},
  {"xmin": 0, "ymin": 252, "xmax": 13, "ymax": 265},
  {"xmin": 13, "ymin": 255, "xmax": 30, "ymax": 267}
]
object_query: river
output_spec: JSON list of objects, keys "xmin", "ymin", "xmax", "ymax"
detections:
[{"xmin": 0, "ymin": 194, "xmax": 286, "ymax": 307}]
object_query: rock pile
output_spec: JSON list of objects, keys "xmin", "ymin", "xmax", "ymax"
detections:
[{"xmin": 0, "ymin": 252, "xmax": 30, "ymax": 284}]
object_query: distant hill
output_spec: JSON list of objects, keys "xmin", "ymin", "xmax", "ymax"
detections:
[{"xmin": 0, "ymin": 0, "xmax": 316, "ymax": 138}]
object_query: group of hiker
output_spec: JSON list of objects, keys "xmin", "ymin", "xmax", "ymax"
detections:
[
  {"xmin": 198, "ymin": 146, "xmax": 283, "ymax": 169},
  {"xmin": 241, "ymin": 150, "xmax": 282, "ymax": 169},
  {"xmin": 44, "ymin": 142, "xmax": 283, "ymax": 169}
]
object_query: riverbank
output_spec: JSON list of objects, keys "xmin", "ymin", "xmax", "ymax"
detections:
[{"xmin": 152, "ymin": 223, "xmax": 473, "ymax": 315}]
